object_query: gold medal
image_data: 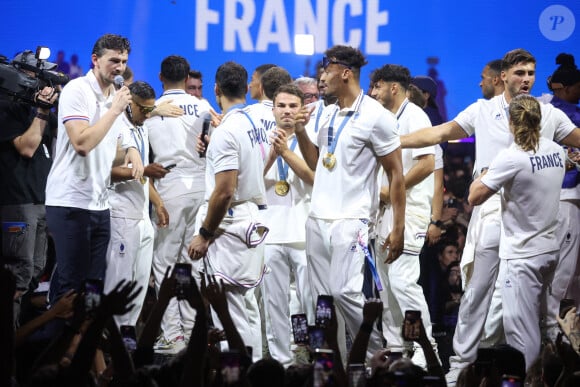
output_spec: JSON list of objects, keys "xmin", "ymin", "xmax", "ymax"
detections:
[
  {"xmin": 322, "ymin": 152, "xmax": 336, "ymax": 170},
  {"xmin": 140, "ymin": 177, "xmax": 147, "ymax": 185},
  {"xmin": 274, "ymin": 180, "xmax": 290, "ymax": 196}
]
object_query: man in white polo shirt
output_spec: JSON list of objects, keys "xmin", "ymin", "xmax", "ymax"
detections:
[
  {"xmin": 146, "ymin": 55, "xmax": 211, "ymax": 353},
  {"xmin": 105, "ymin": 81, "xmax": 170, "ymax": 327},
  {"xmin": 188, "ymin": 61, "xmax": 268, "ymax": 362},
  {"xmin": 370, "ymin": 64, "xmax": 437, "ymax": 366},
  {"xmin": 45, "ymin": 34, "xmax": 143, "ymax": 306},
  {"xmin": 262, "ymin": 83, "xmax": 315, "ymax": 367},
  {"xmin": 294, "ymin": 45, "xmax": 406, "ymax": 359},
  {"xmin": 401, "ymin": 48, "xmax": 580, "ymax": 385}
]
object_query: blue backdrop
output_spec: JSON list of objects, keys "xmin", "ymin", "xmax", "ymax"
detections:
[{"xmin": 2, "ymin": 0, "xmax": 579, "ymax": 118}]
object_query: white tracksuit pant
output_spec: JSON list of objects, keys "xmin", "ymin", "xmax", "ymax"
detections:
[
  {"xmin": 305, "ymin": 217, "xmax": 383, "ymax": 360},
  {"xmin": 105, "ymin": 217, "xmax": 154, "ymax": 327},
  {"xmin": 377, "ymin": 251, "xmax": 437, "ymax": 352},
  {"xmin": 501, "ymin": 253, "xmax": 558, "ymax": 369},
  {"xmin": 450, "ymin": 196, "xmax": 502, "ymax": 369},
  {"xmin": 262, "ymin": 242, "xmax": 314, "ymax": 367},
  {"xmin": 152, "ymin": 192, "xmax": 203, "ymax": 341}
]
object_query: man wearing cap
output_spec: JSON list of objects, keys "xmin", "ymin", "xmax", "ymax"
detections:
[
  {"xmin": 294, "ymin": 45, "xmax": 406, "ymax": 360},
  {"xmin": 45, "ymin": 34, "xmax": 143, "ymax": 306},
  {"xmin": 0, "ymin": 51, "xmax": 59, "ymax": 326},
  {"xmin": 540, "ymin": 53, "xmax": 580, "ymax": 333},
  {"xmin": 402, "ymin": 48, "xmax": 580, "ymax": 385},
  {"xmin": 412, "ymin": 76, "xmax": 443, "ymax": 126}
]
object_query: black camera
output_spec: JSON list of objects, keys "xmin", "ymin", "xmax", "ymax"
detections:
[{"xmin": 0, "ymin": 46, "xmax": 69, "ymax": 108}]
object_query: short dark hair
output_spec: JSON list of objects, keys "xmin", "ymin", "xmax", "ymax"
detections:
[
  {"xmin": 128, "ymin": 81, "xmax": 155, "ymax": 100},
  {"xmin": 501, "ymin": 49, "xmax": 536, "ymax": 72},
  {"xmin": 215, "ymin": 61, "xmax": 248, "ymax": 99},
  {"xmin": 160, "ymin": 55, "xmax": 190, "ymax": 83},
  {"xmin": 438, "ymin": 239, "xmax": 458, "ymax": 256},
  {"xmin": 189, "ymin": 70, "xmax": 202, "ymax": 80},
  {"xmin": 487, "ymin": 59, "xmax": 503, "ymax": 76},
  {"xmin": 261, "ymin": 67, "xmax": 292, "ymax": 100},
  {"xmin": 254, "ymin": 64, "xmax": 276, "ymax": 77},
  {"xmin": 549, "ymin": 53, "xmax": 580, "ymax": 88},
  {"xmin": 324, "ymin": 45, "xmax": 367, "ymax": 78},
  {"xmin": 92, "ymin": 34, "xmax": 131, "ymax": 57},
  {"xmin": 370, "ymin": 64, "xmax": 411, "ymax": 90},
  {"xmin": 273, "ymin": 84, "xmax": 305, "ymax": 105}
]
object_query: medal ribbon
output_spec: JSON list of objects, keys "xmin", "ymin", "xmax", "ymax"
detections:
[
  {"xmin": 276, "ymin": 137, "xmax": 298, "ymax": 182},
  {"xmin": 314, "ymin": 103, "xmax": 324, "ymax": 133},
  {"xmin": 130, "ymin": 126, "xmax": 145, "ymax": 162},
  {"xmin": 357, "ymin": 232, "xmax": 383, "ymax": 291},
  {"xmin": 327, "ymin": 110, "xmax": 354, "ymax": 154}
]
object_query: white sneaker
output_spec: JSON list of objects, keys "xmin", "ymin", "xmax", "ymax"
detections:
[{"xmin": 154, "ymin": 335, "xmax": 186, "ymax": 355}]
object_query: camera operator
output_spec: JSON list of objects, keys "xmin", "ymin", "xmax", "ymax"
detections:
[{"xmin": 0, "ymin": 51, "xmax": 59, "ymax": 328}]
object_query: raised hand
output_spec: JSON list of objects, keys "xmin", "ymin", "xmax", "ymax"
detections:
[
  {"xmin": 99, "ymin": 280, "xmax": 141, "ymax": 317},
  {"xmin": 201, "ymin": 274, "xmax": 228, "ymax": 316}
]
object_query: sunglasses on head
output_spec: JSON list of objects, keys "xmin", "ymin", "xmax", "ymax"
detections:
[{"xmin": 322, "ymin": 56, "xmax": 352, "ymax": 70}]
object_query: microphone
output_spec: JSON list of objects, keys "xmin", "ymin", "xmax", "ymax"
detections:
[
  {"xmin": 199, "ymin": 111, "xmax": 212, "ymax": 158},
  {"xmin": 113, "ymin": 75, "xmax": 133, "ymax": 119}
]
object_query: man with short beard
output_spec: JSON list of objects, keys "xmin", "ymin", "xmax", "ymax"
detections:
[{"xmin": 402, "ymin": 48, "xmax": 580, "ymax": 385}]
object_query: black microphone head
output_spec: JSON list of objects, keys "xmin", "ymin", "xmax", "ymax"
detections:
[{"xmin": 113, "ymin": 75, "xmax": 124, "ymax": 90}]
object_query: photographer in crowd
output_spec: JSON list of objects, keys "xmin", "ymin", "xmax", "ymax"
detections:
[{"xmin": 0, "ymin": 50, "xmax": 60, "ymax": 328}]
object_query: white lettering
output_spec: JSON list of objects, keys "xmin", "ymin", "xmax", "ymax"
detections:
[
  {"xmin": 294, "ymin": 0, "xmax": 329, "ymax": 53},
  {"xmin": 224, "ymin": 0, "xmax": 256, "ymax": 52},
  {"xmin": 365, "ymin": 0, "xmax": 390, "ymax": 54},
  {"xmin": 195, "ymin": 0, "xmax": 392, "ymax": 55},
  {"xmin": 332, "ymin": 0, "xmax": 362, "ymax": 47},
  {"xmin": 195, "ymin": 0, "xmax": 220, "ymax": 50},
  {"xmin": 256, "ymin": 0, "xmax": 291, "ymax": 52}
]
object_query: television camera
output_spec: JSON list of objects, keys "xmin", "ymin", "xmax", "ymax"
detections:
[{"xmin": 0, "ymin": 46, "xmax": 69, "ymax": 108}]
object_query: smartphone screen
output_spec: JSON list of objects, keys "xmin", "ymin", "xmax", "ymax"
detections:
[
  {"xmin": 313, "ymin": 349, "xmax": 334, "ymax": 387},
  {"xmin": 220, "ymin": 350, "xmax": 241, "ymax": 386},
  {"xmin": 308, "ymin": 326, "xmax": 325, "ymax": 350},
  {"xmin": 501, "ymin": 375, "xmax": 522, "ymax": 387},
  {"xmin": 174, "ymin": 263, "xmax": 192, "ymax": 300},
  {"xmin": 402, "ymin": 310, "xmax": 421, "ymax": 341},
  {"xmin": 559, "ymin": 298, "xmax": 575, "ymax": 318},
  {"xmin": 388, "ymin": 351, "xmax": 403, "ymax": 362},
  {"xmin": 84, "ymin": 279, "xmax": 103, "ymax": 315},
  {"xmin": 120, "ymin": 325, "xmax": 137, "ymax": 352},
  {"xmin": 348, "ymin": 363, "xmax": 366, "ymax": 387},
  {"xmin": 291, "ymin": 313, "xmax": 309, "ymax": 345},
  {"xmin": 315, "ymin": 295, "xmax": 333, "ymax": 328}
]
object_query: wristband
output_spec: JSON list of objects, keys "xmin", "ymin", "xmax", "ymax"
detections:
[
  {"xmin": 430, "ymin": 220, "xmax": 444, "ymax": 229},
  {"xmin": 199, "ymin": 226, "xmax": 215, "ymax": 240},
  {"xmin": 36, "ymin": 112, "xmax": 49, "ymax": 121}
]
